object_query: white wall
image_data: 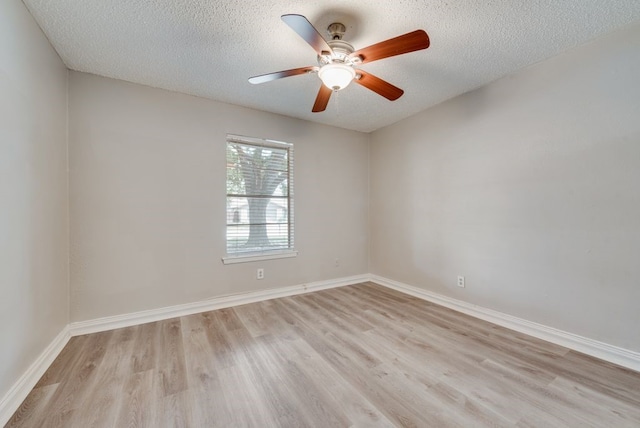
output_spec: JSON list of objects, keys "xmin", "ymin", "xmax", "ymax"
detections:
[
  {"xmin": 68, "ymin": 72, "xmax": 369, "ymax": 322},
  {"xmin": 0, "ymin": 0, "xmax": 69, "ymax": 400},
  {"xmin": 370, "ymin": 22, "xmax": 640, "ymax": 352}
]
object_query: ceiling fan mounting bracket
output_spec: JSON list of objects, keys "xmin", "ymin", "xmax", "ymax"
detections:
[{"xmin": 327, "ymin": 22, "xmax": 346, "ymax": 40}]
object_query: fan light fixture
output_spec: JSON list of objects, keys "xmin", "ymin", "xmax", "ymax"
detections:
[{"xmin": 318, "ymin": 63, "xmax": 356, "ymax": 91}]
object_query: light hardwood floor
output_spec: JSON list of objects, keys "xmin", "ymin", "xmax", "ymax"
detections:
[{"xmin": 7, "ymin": 282, "xmax": 640, "ymax": 427}]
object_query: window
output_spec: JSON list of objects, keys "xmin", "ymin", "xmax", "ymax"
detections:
[{"xmin": 223, "ymin": 135, "xmax": 296, "ymax": 264}]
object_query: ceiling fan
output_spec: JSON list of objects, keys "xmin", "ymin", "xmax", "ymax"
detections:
[{"xmin": 248, "ymin": 14, "xmax": 430, "ymax": 113}]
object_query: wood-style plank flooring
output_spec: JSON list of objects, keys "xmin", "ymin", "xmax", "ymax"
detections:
[{"xmin": 7, "ymin": 282, "xmax": 640, "ymax": 427}]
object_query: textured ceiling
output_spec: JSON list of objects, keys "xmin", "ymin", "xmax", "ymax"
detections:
[{"xmin": 23, "ymin": 0, "xmax": 640, "ymax": 132}]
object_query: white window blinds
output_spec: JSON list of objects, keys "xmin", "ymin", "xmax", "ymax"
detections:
[{"xmin": 225, "ymin": 135, "xmax": 294, "ymax": 258}]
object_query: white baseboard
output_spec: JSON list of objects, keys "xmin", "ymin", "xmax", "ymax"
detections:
[
  {"xmin": 0, "ymin": 327, "xmax": 71, "ymax": 427},
  {"xmin": 69, "ymin": 274, "xmax": 369, "ymax": 336},
  {"xmin": 370, "ymin": 274, "xmax": 640, "ymax": 373}
]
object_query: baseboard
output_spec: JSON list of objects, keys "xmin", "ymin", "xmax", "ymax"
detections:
[
  {"xmin": 370, "ymin": 274, "xmax": 640, "ymax": 373},
  {"xmin": 0, "ymin": 326, "xmax": 71, "ymax": 426},
  {"xmin": 69, "ymin": 274, "xmax": 370, "ymax": 336}
]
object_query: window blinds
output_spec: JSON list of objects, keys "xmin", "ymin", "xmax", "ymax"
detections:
[{"xmin": 226, "ymin": 135, "xmax": 294, "ymax": 256}]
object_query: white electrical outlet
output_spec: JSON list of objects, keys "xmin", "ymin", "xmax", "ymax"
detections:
[
  {"xmin": 457, "ymin": 276, "xmax": 465, "ymax": 288},
  {"xmin": 257, "ymin": 268, "xmax": 264, "ymax": 280},
  {"xmin": 334, "ymin": 258, "xmax": 340, "ymax": 268}
]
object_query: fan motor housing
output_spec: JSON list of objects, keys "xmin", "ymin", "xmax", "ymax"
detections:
[
  {"xmin": 317, "ymin": 22, "xmax": 359, "ymax": 66},
  {"xmin": 318, "ymin": 39, "xmax": 355, "ymax": 66}
]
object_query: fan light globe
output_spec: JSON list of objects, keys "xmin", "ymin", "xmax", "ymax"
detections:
[{"xmin": 318, "ymin": 63, "xmax": 356, "ymax": 91}]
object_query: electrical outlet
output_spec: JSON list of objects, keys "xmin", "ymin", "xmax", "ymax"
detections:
[
  {"xmin": 457, "ymin": 276, "xmax": 465, "ymax": 288},
  {"xmin": 257, "ymin": 268, "xmax": 264, "ymax": 280},
  {"xmin": 334, "ymin": 258, "xmax": 340, "ymax": 268}
]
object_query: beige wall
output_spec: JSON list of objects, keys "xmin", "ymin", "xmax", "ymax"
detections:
[
  {"xmin": 370, "ymin": 22, "xmax": 640, "ymax": 352},
  {"xmin": 68, "ymin": 72, "xmax": 369, "ymax": 322},
  {"xmin": 0, "ymin": 0, "xmax": 69, "ymax": 399}
]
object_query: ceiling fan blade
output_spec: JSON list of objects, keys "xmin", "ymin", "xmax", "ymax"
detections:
[
  {"xmin": 282, "ymin": 14, "xmax": 334, "ymax": 56},
  {"xmin": 248, "ymin": 66, "xmax": 318, "ymax": 84},
  {"xmin": 350, "ymin": 30, "xmax": 430, "ymax": 64},
  {"xmin": 354, "ymin": 70, "xmax": 404, "ymax": 101},
  {"xmin": 312, "ymin": 85, "xmax": 332, "ymax": 112}
]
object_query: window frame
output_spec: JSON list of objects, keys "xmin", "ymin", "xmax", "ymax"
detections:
[{"xmin": 222, "ymin": 134, "xmax": 297, "ymax": 265}]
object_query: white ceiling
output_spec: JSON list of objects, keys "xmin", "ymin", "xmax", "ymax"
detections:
[{"xmin": 23, "ymin": 0, "xmax": 640, "ymax": 133}]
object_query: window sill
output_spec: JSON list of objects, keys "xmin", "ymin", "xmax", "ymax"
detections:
[{"xmin": 222, "ymin": 250, "xmax": 298, "ymax": 265}]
